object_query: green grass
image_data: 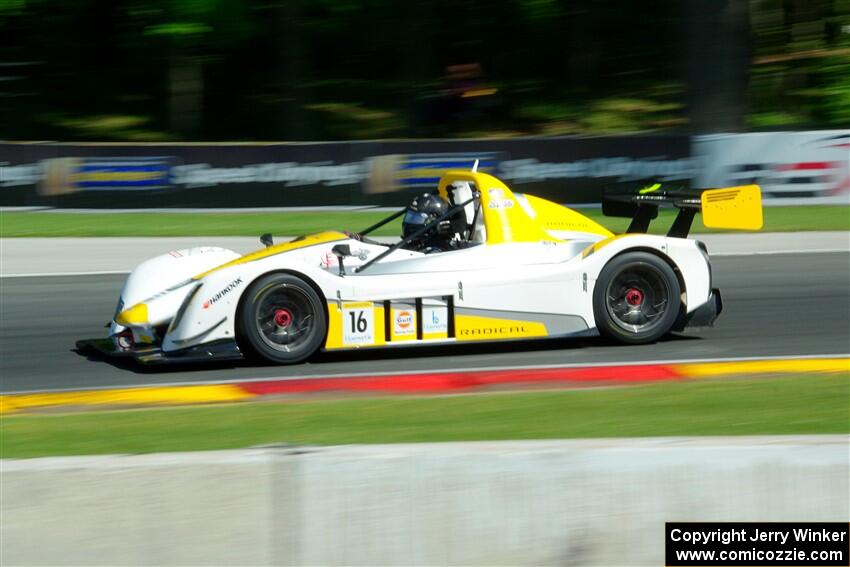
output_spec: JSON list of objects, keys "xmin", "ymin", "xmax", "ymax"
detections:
[
  {"xmin": 0, "ymin": 206, "xmax": 846, "ymax": 237},
  {"xmin": 0, "ymin": 211, "xmax": 402, "ymax": 238},
  {"xmin": 1, "ymin": 375, "xmax": 847, "ymax": 458}
]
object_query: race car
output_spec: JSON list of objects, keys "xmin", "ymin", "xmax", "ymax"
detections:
[{"xmin": 100, "ymin": 166, "xmax": 763, "ymax": 365}]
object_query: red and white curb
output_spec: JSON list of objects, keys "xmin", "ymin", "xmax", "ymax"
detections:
[{"xmin": 1, "ymin": 356, "xmax": 847, "ymax": 415}]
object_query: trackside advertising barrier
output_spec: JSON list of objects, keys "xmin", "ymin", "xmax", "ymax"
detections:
[
  {"xmin": 694, "ymin": 130, "xmax": 850, "ymax": 205},
  {"xmin": 1, "ymin": 131, "xmax": 847, "ymax": 208},
  {"xmin": 0, "ymin": 137, "xmax": 693, "ymax": 207}
]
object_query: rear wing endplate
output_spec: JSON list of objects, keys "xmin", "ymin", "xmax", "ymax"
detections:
[{"xmin": 602, "ymin": 184, "xmax": 763, "ymax": 237}]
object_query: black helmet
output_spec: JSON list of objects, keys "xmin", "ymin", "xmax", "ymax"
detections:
[{"xmin": 402, "ymin": 193, "xmax": 451, "ymax": 249}]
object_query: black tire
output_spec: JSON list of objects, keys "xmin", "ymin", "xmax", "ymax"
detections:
[
  {"xmin": 237, "ymin": 273, "xmax": 327, "ymax": 364},
  {"xmin": 592, "ymin": 252, "xmax": 681, "ymax": 344}
]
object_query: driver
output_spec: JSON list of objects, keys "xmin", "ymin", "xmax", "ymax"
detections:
[{"xmin": 401, "ymin": 192, "xmax": 455, "ymax": 253}]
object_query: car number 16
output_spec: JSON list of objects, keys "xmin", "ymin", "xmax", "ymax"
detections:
[{"xmin": 342, "ymin": 302, "xmax": 375, "ymax": 345}]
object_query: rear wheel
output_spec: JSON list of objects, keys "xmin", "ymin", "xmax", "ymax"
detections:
[
  {"xmin": 237, "ymin": 273, "xmax": 326, "ymax": 364},
  {"xmin": 592, "ymin": 252, "xmax": 681, "ymax": 344}
]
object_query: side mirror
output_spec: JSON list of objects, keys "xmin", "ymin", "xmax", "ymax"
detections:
[
  {"xmin": 332, "ymin": 244, "xmax": 351, "ymax": 257},
  {"xmin": 332, "ymin": 244, "xmax": 352, "ymax": 276},
  {"xmin": 260, "ymin": 233, "xmax": 274, "ymax": 248}
]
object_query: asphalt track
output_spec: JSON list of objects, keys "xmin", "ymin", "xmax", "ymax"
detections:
[{"xmin": 1, "ymin": 253, "xmax": 848, "ymax": 393}]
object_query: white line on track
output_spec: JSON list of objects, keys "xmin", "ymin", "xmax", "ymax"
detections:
[
  {"xmin": 4, "ymin": 353, "xmax": 847, "ymax": 395},
  {"xmin": 711, "ymin": 248, "xmax": 848, "ymax": 256},
  {"xmin": 1, "ymin": 270, "xmax": 132, "ymax": 278},
  {"xmin": 2, "ymin": 249, "xmax": 845, "ymax": 278}
]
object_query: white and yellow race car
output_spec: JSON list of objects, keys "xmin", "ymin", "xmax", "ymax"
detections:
[{"xmin": 104, "ymin": 167, "xmax": 762, "ymax": 365}]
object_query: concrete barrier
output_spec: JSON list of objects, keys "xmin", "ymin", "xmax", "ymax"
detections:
[{"xmin": 2, "ymin": 436, "xmax": 848, "ymax": 566}]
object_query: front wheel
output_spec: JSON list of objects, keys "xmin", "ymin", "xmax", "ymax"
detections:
[
  {"xmin": 237, "ymin": 273, "xmax": 327, "ymax": 364},
  {"xmin": 592, "ymin": 252, "xmax": 681, "ymax": 344}
]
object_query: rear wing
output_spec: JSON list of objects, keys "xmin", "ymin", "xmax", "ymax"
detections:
[{"xmin": 602, "ymin": 183, "xmax": 763, "ymax": 238}]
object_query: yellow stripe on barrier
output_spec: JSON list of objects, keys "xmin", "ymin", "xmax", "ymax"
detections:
[
  {"xmin": 0, "ymin": 385, "xmax": 254, "ymax": 415},
  {"xmin": 675, "ymin": 358, "xmax": 850, "ymax": 378}
]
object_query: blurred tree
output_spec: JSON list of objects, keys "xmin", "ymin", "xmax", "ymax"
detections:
[
  {"xmin": 749, "ymin": 0, "xmax": 850, "ymax": 128},
  {"xmin": 140, "ymin": 0, "xmax": 259, "ymax": 137},
  {"xmin": 685, "ymin": 0, "xmax": 751, "ymax": 132},
  {"xmin": 0, "ymin": 0, "xmax": 845, "ymax": 140}
]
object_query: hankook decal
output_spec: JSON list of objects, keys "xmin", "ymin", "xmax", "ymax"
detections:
[{"xmin": 202, "ymin": 277, "xmax": 243, "ymax": 309}]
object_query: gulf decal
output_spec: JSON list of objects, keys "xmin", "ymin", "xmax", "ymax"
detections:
[
  {"xmin": 396, "ymin": 311, "xmax": 414, "ymax": 330},
  {"xmin": 392, "ymin": 307, "xmax": 416, "ymax": 342}
]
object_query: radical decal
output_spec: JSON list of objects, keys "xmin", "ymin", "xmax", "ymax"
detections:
[
  {"xmin": 459, "ymin": 325, "xmax": 529, "ymax": 337},
  {"xmin": 455, "ymin": 314, "xmax": 548, "ymax": 340}
]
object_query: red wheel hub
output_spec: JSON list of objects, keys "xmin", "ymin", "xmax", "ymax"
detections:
[
  {"xmin": 625, "ymin": 288, "xmax": 644, "ymax": 306},
  {"xmin": 274, "ymin": 308, "xmax": 293, "ymax": 327},
  {"xmin": 115, "ymin": 329, "xmax": 134, "ymax": 350}
]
